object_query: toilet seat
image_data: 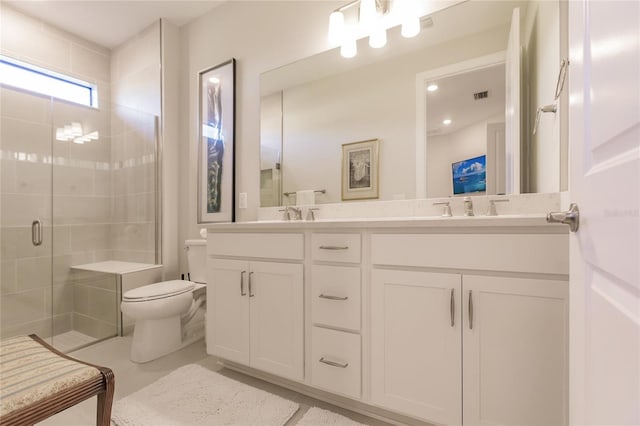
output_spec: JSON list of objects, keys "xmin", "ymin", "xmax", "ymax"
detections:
[{"xmin": 123, "ymin": 280, "xmax": 195, "ymax": 302}]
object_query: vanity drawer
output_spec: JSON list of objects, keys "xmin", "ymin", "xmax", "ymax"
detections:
[
  {"xmin": 311, "ymin": 327, "xmax": 361, "ymax": 399},
  {"xmin": 311, "ymin": 233, "xmax": 361, "ymax": 263},
  {"xmin": 312, "ymin": 265, "xmax": 361, "ymax": 331},
  {"xmin": 371, "ymin": 233, "xmax": 569, "ymax": 275},
  {"xmin": 207, "ymin": 233, "xmax": 304, "ymax": 260}
]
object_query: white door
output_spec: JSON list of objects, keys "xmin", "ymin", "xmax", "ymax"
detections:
[
  {"xmin": 463, "ymin": 275, "xmax": 569, "ymax": 426},
  {"xmin": 249, "ymin": 261, "xmax": 304, "ymax": 381},
  {"xmin": 206, "ymin": 258, "xmax": 250, "ymax": 365},
  {"xmin": 371, "ymin": 269, "xmax": 461, "ymax": 425},
  {"xmin": 568, "ymin": 1, "xmax": 640, "ymax": 424}
]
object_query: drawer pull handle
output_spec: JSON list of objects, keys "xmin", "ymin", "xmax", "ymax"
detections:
[
  {"xmin": 469, "ymin": 290, "xmax": 474, "ymax": 330},
  {"xmin": 319, "ymin": 245, "xmax": 349, "ymax": 250},
  {"xmin": 240, "ymin": 271, "xmax": 247, "ymax": 296},
  {"xmin": 450, "ymin": 288, "xmax": 455, "ymax": 327},
  {"xmin": 319, "ymin": 357, "xmax": 349, "ymax": 368},
  {"xmin": 249, "ymin": 272, "xmax": 255, "ymax": 297},
  {"xmin": 319, "ymin": 294, "xmax": 349, "ymax": 301}
]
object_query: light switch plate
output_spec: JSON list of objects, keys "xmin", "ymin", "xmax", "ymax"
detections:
[{"xmin": 239, "ymin": 192, "xmax": 247, "ymax": 209}]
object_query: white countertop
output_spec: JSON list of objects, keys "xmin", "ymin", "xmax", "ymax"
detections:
[{"xmin": 205, "ymin": 214, "xmax": 567, "ymax": 232}]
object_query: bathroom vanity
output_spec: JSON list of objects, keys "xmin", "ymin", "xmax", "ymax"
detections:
[{"xmin": 205, "ymin": 211, "xmax": 569, "ymax": 426}]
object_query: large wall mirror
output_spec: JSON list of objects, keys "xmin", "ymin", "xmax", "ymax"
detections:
[{"xmin": 260, "ymin": 0, "xmax": 567, "ymax": 207}]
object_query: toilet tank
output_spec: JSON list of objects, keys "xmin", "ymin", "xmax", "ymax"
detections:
[{"xmin": 185, "ymin": 239, "xmax": 207, "ymax": 283}]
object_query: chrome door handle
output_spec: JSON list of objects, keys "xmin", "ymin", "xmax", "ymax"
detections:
[
  {"xmin": 319, "ymin": 357, "xmax": 349, "ymax": 368},
  {"xmin": 533, "ymin": 103, "xmax": 558, "ymax": 135},
  {"xmin": 248, "ymin": 272, "xmax": 255, "ymax": 297},
  {"xmin": 554, "ymin": 58, "xmax": 570, "ymax": 100},
  {"xmin": 468, "ymin": 290, "xmax": 474, "ymax": 330},
  {"xmin": 319, "ymin": 294, "xmax": 349, "ymax": 301},
  {"xmin": 450, "ymin": 288, "xmax": 455, "ymax": 327},
  {"xmin": 240, "ymin": 271, "xmax": 247, "ymax": 296},
  {"xmin": 547, "ymin": 203, "xmax": 580, "ymax": 232},
  {"xmin": 319, "ymin": 245, "xmax": 349, "ymax": 250},
  {"xmin": 32, "ymin": 220, "xmax": 43, "ymax": 246}
]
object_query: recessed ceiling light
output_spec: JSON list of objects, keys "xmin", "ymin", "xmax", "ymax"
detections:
[
  {"xmin": 427, "ymin": 84, "xmax": 438, "ymax": 92},
  {"xmin": 443, "ymin": 119, "xmax": 452, "ymax": 125}
]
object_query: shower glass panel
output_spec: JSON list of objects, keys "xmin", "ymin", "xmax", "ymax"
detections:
[{"xmin": 1, "ymin": 84, "xmax": 158, "ymax": 353}]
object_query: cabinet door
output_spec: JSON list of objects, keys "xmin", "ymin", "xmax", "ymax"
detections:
[
  {"xmin": 249, "ymin": 261, "xmax": 304, "ymax": 381},
  {"xmin": 206, "ymin": 258, "xmax": 250, "ymax": 365},
  {"xmin": 463, "ymin": 275, "xmax": 568, "ymax": 426},
  {"xmin": 371, "ymin": 269, "xmax": 462, "ymax": 425}
]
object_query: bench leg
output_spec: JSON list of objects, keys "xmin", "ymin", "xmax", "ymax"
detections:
[{"xmin": 97, "ymin": 368, "xmax": 115, "ymax": 426}]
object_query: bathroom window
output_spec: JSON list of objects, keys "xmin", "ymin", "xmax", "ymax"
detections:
[{"xmin": 0, "ymin": 55, "xmax": 98, "ymax": 107}]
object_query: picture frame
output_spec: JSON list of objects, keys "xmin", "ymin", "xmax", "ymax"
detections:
[
  {"xmin": 341, "ymin": 139, "xmax": 379, "ymax": 201},
  {"xmin": 197, "ymin": 59, "xmax": 236, "ymax": 223}
]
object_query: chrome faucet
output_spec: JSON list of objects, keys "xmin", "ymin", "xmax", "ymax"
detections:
[
  {"xmin": 287, "ymin": 206, "xmax": 303, "ymax": 220},
  {"xmin": 463, "ymin": 197, "xmax": 474, "ymax": 216}
]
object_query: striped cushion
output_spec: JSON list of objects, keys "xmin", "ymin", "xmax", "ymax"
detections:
[{"xmin": 0, "ymin": 335, "xmax": 101, "ymax": 416}]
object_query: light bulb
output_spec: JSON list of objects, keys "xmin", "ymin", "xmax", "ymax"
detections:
[
  {"xmin": 401, "ymin": 16, "xmax": 420, "ymax": 38},
  {"xmin": 427, "ymin": 84, "xmax": 439, "ymax": 92},
  {"xmin": 341, "ymin": 37, "xmax": 357, "ymax": 58},
  {"xmin": 328, "ymin": 11, "xmax": 345, "ymax": 46},
  {"xmin": 359, "ymin": 0, "xmax": 377, "ymax": 31},
  {"xmin": 369, "ymin": 26, "xmax": 387, "ymax": 48},
  {"xmin": 443, "ymin": 119, "xmax": 452, "ymax": 125}
]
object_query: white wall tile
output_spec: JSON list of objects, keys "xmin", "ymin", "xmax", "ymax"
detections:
[
  {"xmin": 0, "ymin": 87, "xmax": 51, "ymax": 124},
  {"xmin": 1, "ymin": 117, "xmax": 51, "ymax": 156},
  {"xmin": 0, "ymin": 288, "xmax": 47, "ymax": 326},
  {"xmin": 16, "ymin": 256, "xmax": 52, "ymax": 290},
  {"xmin": 1, "ymin": 194, "xmax": 50, "ymax": 227},
  {"xmin": 1, "ymin": 260, "xmax": 17, "ymax": 294},
  {"xmin": 53, "ymin": 165, "xmax": 94, "ymax": 196},
  {"xmin": 70, "ymin": 224, "xmax": 111, "ymax": 251},
  {"xmin": 15, "ymin": 161, "xmax": 51, "ymax": 194},
  {"xmin": 1, "ymin": 160, "xmax": 16, "ymax": 194},
  {"xmin": 71, "ymin": 43, "xmax": 110, "ymax": 82}
]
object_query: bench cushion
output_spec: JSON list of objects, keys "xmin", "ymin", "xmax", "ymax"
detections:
[{"xmin": 0, "ymin": 335, "xmax": 102, "ymax": 417}]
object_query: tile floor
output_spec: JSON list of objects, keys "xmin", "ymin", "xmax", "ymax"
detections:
[{"xmin": 38, "ymin": 336, "xmax": 393, "ymax": 426}]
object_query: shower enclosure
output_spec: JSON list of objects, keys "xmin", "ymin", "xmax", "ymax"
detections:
[{"xmin": 1, "ymin": 87, "xmax": 159, "ymax": 353}]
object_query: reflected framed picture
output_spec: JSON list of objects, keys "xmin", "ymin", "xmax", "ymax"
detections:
[
  {"xmin": 197, "ymin": 59, "xmax": 236, "ymax": 223},
  {"xmin": 341, "ymin": 139, "xmax": 379, "ymax": 201}
]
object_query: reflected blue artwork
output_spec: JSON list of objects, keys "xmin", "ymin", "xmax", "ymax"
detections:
[{"xmin": 452, "ymin": 155, "xmax": 486, "ymax": 195}]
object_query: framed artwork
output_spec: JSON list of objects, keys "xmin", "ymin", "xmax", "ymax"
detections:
[
  {"xmin": 341, "ymin": 139, "xmax": 379, "ymax": 201},
  {"xmin": 197, "ymin": 59, "xmax": 236, "ymax": 223}
]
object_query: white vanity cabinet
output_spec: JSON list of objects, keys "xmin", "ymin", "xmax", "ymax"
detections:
[
  {"xmin": 371, "ymin": 269, "xmax": 462, "ymax": 425},
  {"xmin": 206, "ymin": 233, "xmax": 304, "ymax": 381},
  {"xmin": 310, "ymin": 233, "xmax": 363, "ymax": 399},
  {"xmin": 370, "ymin": 233, "xmax": 569, "ymax": 425},
  {"xmin": 462, "ymin": 275, "xmax": 568, "ymax": 426}
]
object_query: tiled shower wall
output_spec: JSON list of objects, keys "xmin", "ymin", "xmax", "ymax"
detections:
[
  {"xmin": 0, "ymin": 5, "xmax": 159, "ymax": 340},
  {"xmin": 110, "ymin": 22, "xmax": 161, "ymax": 265}
]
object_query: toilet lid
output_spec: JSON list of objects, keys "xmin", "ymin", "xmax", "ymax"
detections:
[{"xmin": 123, "ymin": 280, "xmax": 195, "ymax": 301}]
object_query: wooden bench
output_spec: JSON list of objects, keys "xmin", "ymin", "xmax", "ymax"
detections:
[{"xmin": 0, "ymin": 334, "xmax": 114, "ymax": 426}]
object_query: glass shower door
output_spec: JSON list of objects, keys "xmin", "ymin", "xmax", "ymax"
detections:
[
  {"xmin": 50, "ymin": 98, "xmax": 119, "ymax": 351},
  {"xmin": 0, "ymin": 87, "xmax": 55, "ymax": 342}
]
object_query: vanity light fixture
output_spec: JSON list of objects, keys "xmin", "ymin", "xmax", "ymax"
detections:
[
  {"xmin": 443, "ymin": 119, "xmax": 452, "ymax": 125},
  {"xmin": 329, "ymin": 0, "xmax": 414, "ymax": 57},
  {"xmin": 55, "ymin": 122, "xmax": 99, "ymax": 144},
  {"xmin": 427, "ymin": 84, "xmax": 439, "ymax": 92}
]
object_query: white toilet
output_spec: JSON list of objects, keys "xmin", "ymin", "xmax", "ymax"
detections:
[{"xmin": 121, "ymin": 239, "xmax": 207, "ymax": 363}]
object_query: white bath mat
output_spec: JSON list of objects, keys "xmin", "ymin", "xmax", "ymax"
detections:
[
  {"xmin": 296, "ymin": 407, "xmax": 368, "ymax": 426},
  {"xmin": 111, "ymin": 364, "xmax": 299, "ymax": 426}
]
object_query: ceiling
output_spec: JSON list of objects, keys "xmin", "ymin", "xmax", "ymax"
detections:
[{"xmin": 4, "ymin": 0, "xmax": 225, "ymax": 49}]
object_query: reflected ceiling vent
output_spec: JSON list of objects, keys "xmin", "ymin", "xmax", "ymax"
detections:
[
  {"xmin": 421, "ymin": 16, "xmax": 434, "ymax": 29},
  {"xmin": 474, "ymin": 91, "xmax": 489, "ymax": 100}
]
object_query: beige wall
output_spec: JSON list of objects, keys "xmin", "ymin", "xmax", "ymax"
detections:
[{"xmin": 178, "ymin": 1, "xmax": 339, "ymax": 272}]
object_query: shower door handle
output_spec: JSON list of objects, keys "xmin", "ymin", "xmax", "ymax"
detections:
[{"xmin": 32, "ymin": 220, "xmax": 43, "ymax": 246}]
